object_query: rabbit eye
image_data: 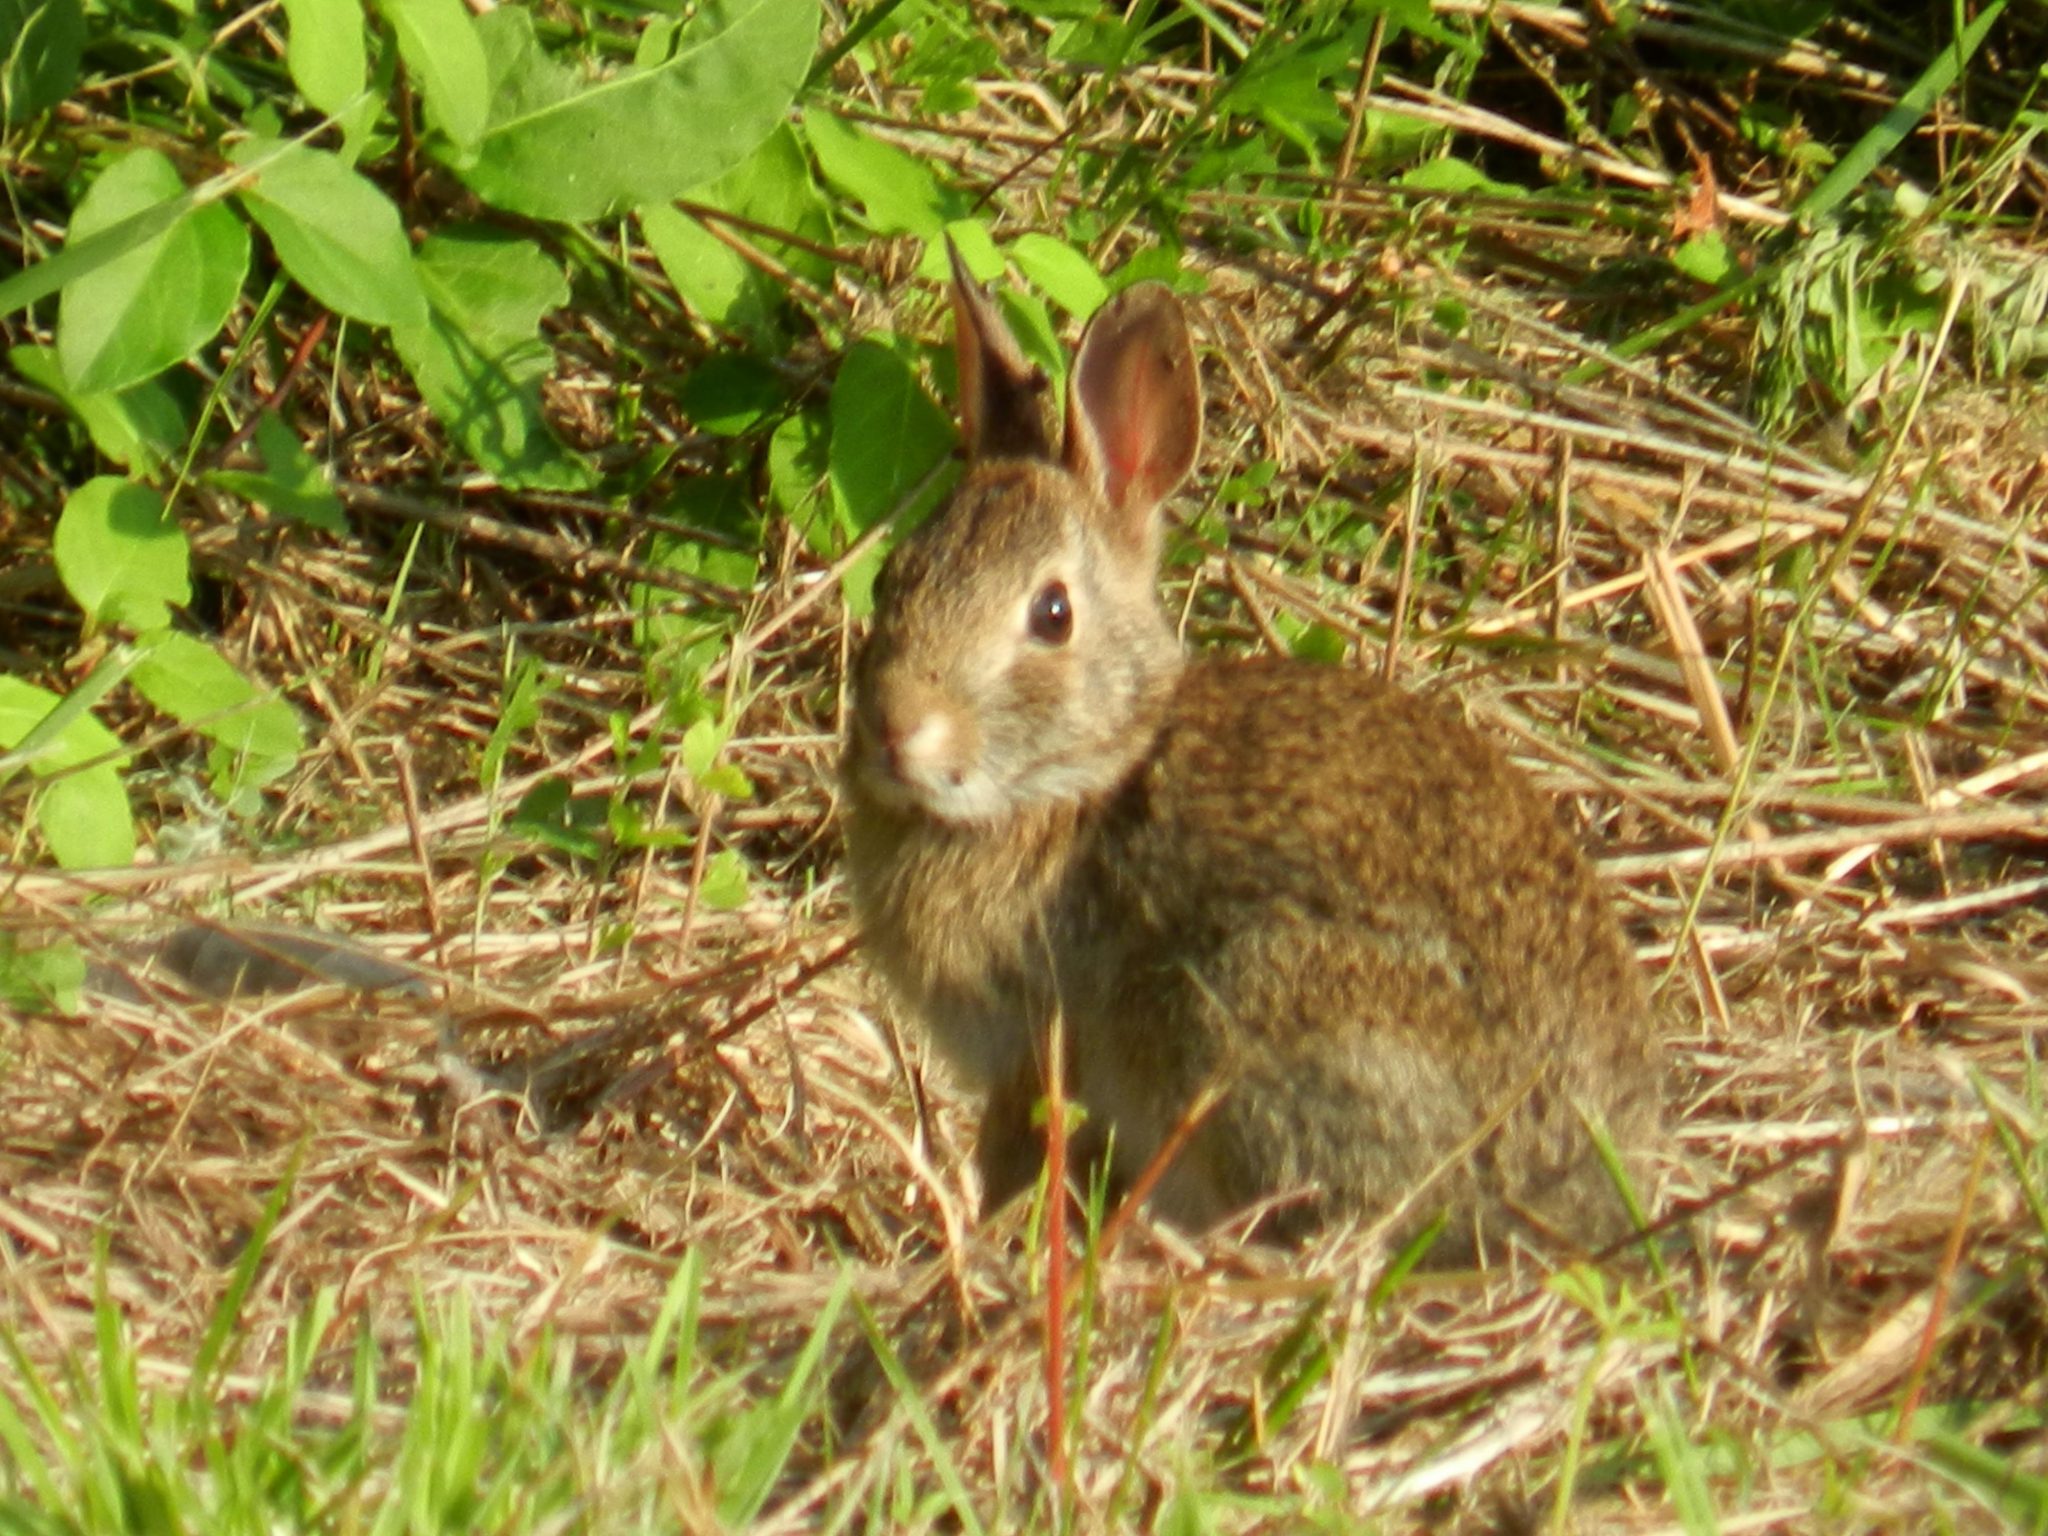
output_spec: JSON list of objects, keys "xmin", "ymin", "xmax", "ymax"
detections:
[{"xmin": 1027, "ymin": 581, "xmax": 1073, "ymax": 645}]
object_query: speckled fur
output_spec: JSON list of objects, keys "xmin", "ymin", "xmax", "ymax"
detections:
[{"xmin": 842, "ymin": 265, "xmax": 1661, "ymax": 1258}]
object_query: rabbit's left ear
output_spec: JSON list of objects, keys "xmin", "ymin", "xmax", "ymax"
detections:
[
  {"xmin": 947, "ymin": 238, "xmax": 1053, "ymax": 462},
  {"xmin": 1064, "ymin": 283, "xmax": 1202, "ymax": 547}
]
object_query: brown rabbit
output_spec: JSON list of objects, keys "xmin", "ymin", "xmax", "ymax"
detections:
[{"xmin": 841, "ymin": 248, "xmax": 1661, "ymax": 1259}]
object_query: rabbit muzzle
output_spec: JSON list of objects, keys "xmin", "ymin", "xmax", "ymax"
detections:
[{"xmin": 850, "ymin": 671, "xmax": 1011, "ymax": 823}]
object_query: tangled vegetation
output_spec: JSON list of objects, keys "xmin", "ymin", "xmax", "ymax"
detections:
[{"xmin": 2, "ymin": 1, "xmax": 2045, "ymax": 1529}]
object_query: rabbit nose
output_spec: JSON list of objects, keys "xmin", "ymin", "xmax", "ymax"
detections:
[{"xmin": 879, "ymin": 709, "xmax": 957, "ymax": 783}]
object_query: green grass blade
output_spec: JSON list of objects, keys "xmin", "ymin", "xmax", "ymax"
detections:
[
  {"xmin": 189, "ymin": 1144, "xmax": 304, "ymax": 1401},
  {"xmin": 1799, "ymin": 0, "xmax": 2009, "ymax": 218},
  {"xmin": 852, "ymin": 1293, "xmax": 989, "ymax": 1536}
]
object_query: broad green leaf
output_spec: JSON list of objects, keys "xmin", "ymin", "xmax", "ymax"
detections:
[
  {"xmin": 510, "ymin": 775, "xmax": 606, "ymax": 861},
  {"xmin": 1008, "ymin": 232, "xmax": 1107, "ymax": 318},
  {"xmin": 676, "ymin": 354, "xmax": 784, "ymax": 436},
  {"xmin": 697, "ymin": 848, "xmax": 751, "ymax": 911},
  {"xmin": 37, "ymin": 769, "xmax": 136, "ymax": 868},
  {"xmin": 1, "ymin": 0, "xmax": 84, "ymax": 126},
  {"xmin": 1212, "ymin": 26, "xmax": 1356, "ymax": 145},
  {"xmin": 767, "ymin": 407, "xmax": 829, "ymax": 550},
  {"xmin": 461, "ymin": 0, "xmax": 819, "ymax": 223},
  {"xmin": 804, "ymin": 110, "xmax": 964, "ymax": 237},
  {"xmin": 1365, "ymin": 0, "xmax": 1469, "ymax": 53},
  {"xmin": 827, "ymin": 335, "xmax": 954, "ymax": 613},
  {"xmin": 374, "ymin": 0, "xmax": 489, "ymax": 154},
  {"xmin": 828, "ymin": 338, "xmax": 953, "ymax": 537},
  {"xmin": 943, "ymin": 220, "xmax": 1003, "ymax": 283},
  {"xmin": 0, "ymin": 937, "xmax": 88, "ymax": 1013},
  {"xmin": 8, "ymin": 343, "xmax": 188, "ymax": 474},
  {"xmin": 1672, "ymin": 232, "xmax": 1734, "ymax": 287},
  {"xmin": 631, "ymin": 478, "xmax": 757, "ymax": 681},
  {"xmin": 390, "ymin": 227, "xmax": 590, "ymax": 489},
  {"xmin": 0, "ymin": 675, "xmax": 128, "ymax": 775},
  {"xmin": 994, "ymin": 286, "xmax": 1062, "ymax": 387},
  {"xmin": 681, "ymin": 716, "xmax": 723, "ymax": 780},
  {"xmin": 279, "ymin": 0, "xmax": 364, "ymax": 118},
  {"xmin": 0, "ymin": 675, "xmax": 134, "ymax": 870},
  {"xmin": 639, "ymin": 125, "xmax": 832, "ymax": 338},
  {"xmin": 56, "ymin": 149, "xmax": 251, "ymax": 393},
  {"xmin": 641, "ymin": 201, "xmax": 752, "ymax": 329},
  {"xmin": 205, "ymin": 411, "xmax": 349, "ymax": 533},
  {"xmin": 1397, "ymin": 156, "xmax": 1527, "ymax": 198},
  {"xmin": 52, "ymin": 477, "xmax": 190, "ymax": 630},
  {"xmin": 0, "ymin": 644, "xmax": 144, "ymax": 784},
  {"xmin": 230, "ymin": 139, "xmax": 427, "ymax": 328},
  {"xmin": 919, "ymin": 216, "xmax": 998, "ymax": 284},
  {"xmin": 680, "ymin": 716, "xmax": 752, "ymax": 799},
  {"xmin": 130, "ymin": 631, "xmax": 304, "ymax": 798}
]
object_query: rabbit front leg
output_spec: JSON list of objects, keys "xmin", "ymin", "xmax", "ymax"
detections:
[
  {"xmin": 972, "ymin": 1028, "xmax": 1118, "ymax": 1218},
  {"xmin": 974, "ymin": 1056, "xmax": 1045, "ymax": 1214}
]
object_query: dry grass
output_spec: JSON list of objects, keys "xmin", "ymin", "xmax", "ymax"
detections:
[{"xmin": 6, "ymin": 11, "xmax": 2048, "ymax": 1530}]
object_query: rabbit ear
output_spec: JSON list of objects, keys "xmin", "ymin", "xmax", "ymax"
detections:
[
  {"xmin": 948, "ymin": 238, "xmax": 1053, "ymax": 462},
  {"xmin": 1064, "ymin": 283, "xmax": 1201, "ymax": 547}
]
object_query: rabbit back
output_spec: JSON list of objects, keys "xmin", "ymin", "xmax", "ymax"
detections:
[{"xmin": 1056, "ymin": 657, "xmax": 1659, "ymax": 1250}]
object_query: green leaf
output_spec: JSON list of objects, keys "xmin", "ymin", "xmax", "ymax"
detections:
[
  {"xmin": 510, "ymin": 775, "xmax": 606, "ymax": 861},
  {"xmin": 205, "ymin": 411, "xmax": 349, "ymax": 534},
  {"xmin": 631, "ymin": 482, "xmax": 754, "ymax": 682},
  {"xmin": 805, "ymin": 110, "xmax": 963, "ymax": 236},
  {"xmin": 0, "ymin": 675, "xmax": 134, "ymax": 870},
  {"xmin": 1400, "ymin": 156, "xmax": 1531, "ymax": 199},
  {"xmin": 0, "ymin": 937, "xmax": 87, "ymax": 1013},
  {"xmin": 229, "ymin": 139, "xmax": 428, "ymax": 328},
  {"xmin": 130, "ymin": 631, "xmax": 304, "ymax": 800},
  {"xmin": 1280, "ymin": 616, "xmax": 1346, "ymax": 665},
  {"xmin": 460, "ymin": 0, "xmax": 819, "ymax": 223},
  {"xmin": 52, "ymin": 477, "xmax": 190, "ymax": 631},
  {"xmin": 680, "ymin": 716, "xmax": 753, "ymax": 799},
  {"xmin": 1672, "ymin": 232, "xmax": 1734, "ymax": 287},
  {"xmin": 37, "ymin": 769, "xmax": 137, "ymax": 867},
  {"xmin": 8, "ymin": 343, "xmax": 188, "ymax": 474},
  {"xmin": 56, "ymin": 149, "xmax": 251, "ymax": 394},
  {"xmin": 0, "ymin": 675, "xmax": 128, "ymax": 777},
  {"xmin": 828, "ymin": 338, "xmax": 953, "ymax": 535},
  {"xmin": 1007, "ymin": 232, "xmax": 1107, "ymax": 318},
  {"xmin": 373, "ymin": 0, "xmax": 489, "ymax": 154},
  {"xmin": 1, "ymin": 0, "xmax": 84, "ymax": 127},
  {"xmin": 390, "ymin": 227, "xmax": 590, "ymax": 489},
  {"xmin": 676, "ymin": 354, "xmax": 785, "ymax": 436},
  {"xmin": 1397, "ymin": 156, "xmax": 1528, "ymax": 198},
  {"xmin": 681, "ymin": 716, "xmax": 723, "ymax": 780},
  {"xmin": 696, "ymin": 848, "xmax": 751, "ymax": 911},
  {"xmin": 639, "ymin": 125, "xmax": 832, "ymax": 339},
  {"xmin": 481, "ymin": 656, "xmax": 550, "ymax": 795},
  {"xmin": 768, "ymin": 407, "xmax": 830, "ymax": 549},
  {"xmin": 994, "ymin": 286, "xmax": 1062, "ymax": 386},
  {"xmin": 279, "ymin": 0, "xmax": 365, "ymax": 119}
]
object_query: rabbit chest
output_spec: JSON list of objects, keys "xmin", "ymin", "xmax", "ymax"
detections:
[{"xmin": 842, "ymin": 794, "xmax": 1103, "ymax": 1091}]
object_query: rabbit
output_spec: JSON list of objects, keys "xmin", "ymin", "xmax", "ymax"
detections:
[{"xmin": 841, "ymin": 246, "xmax": 1662, "ymax": 1260}]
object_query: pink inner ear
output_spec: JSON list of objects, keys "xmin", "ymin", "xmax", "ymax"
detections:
[
  {"xmin": 1080, "ymin": 322, "xmax": 1198, "ymax": 513},
  {"xmin": 1100, "ymin": 350, "xmax": 1171, "ymax": 507},
  {"xmin": 1066, "ymin": 282, "xmax": 1200, "ymax": 535}
]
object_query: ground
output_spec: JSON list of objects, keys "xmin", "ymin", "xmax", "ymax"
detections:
[{"xmin": 3, "ymin": 6, "xmax": 2047, "ymax": 1530}]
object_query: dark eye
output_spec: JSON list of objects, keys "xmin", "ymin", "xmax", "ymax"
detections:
[{"xmin": 1027, "ymin": 580, "xmax": 1073, "ymax": 645}]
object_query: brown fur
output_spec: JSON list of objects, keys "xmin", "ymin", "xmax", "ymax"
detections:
[{"xmin": 842, "ymin": 255, "xmax": 1661, "ymax": 1259}]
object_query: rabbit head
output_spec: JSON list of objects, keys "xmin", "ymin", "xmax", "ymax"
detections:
[{"xmin": 846, "ymin": 248, "xmax": 1205, "ymax": 826}]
